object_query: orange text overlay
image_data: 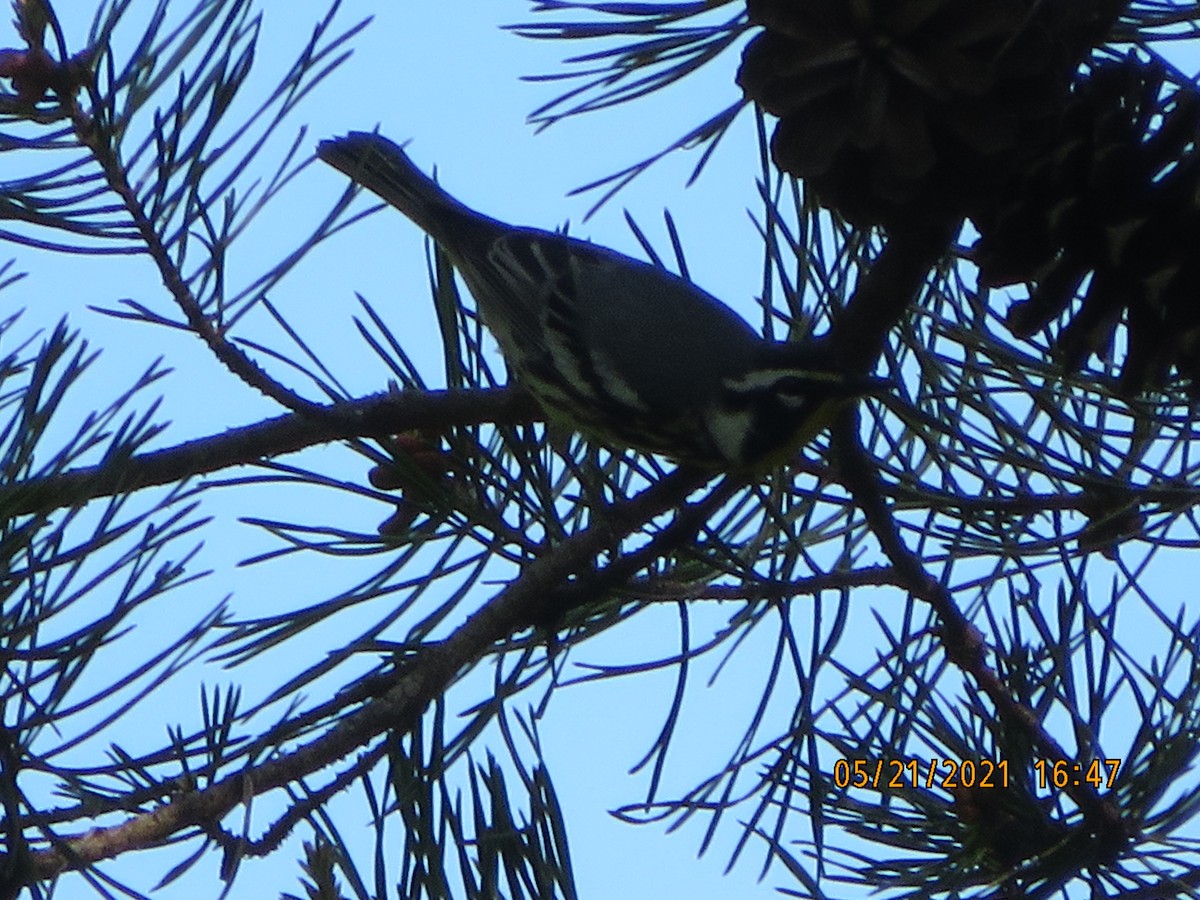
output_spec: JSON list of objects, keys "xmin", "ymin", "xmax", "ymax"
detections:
[{"xmin": 833, "ymin": 757, "xmax": 1123, "ymax": 792}]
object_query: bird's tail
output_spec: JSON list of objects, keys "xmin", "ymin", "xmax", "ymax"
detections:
[{"xmin": 317, "ymin": 132, "xmax": 494, "ymax": 247}]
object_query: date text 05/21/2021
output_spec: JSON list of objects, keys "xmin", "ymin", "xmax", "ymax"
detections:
[{"xmin": 833, "ymin": 758, "xmax": 1122, "ymax": 792}]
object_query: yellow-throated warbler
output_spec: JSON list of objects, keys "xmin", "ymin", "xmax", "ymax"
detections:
[{"xmin": 318, "ymin": 132, "xmax": 876, "ymax": 471}]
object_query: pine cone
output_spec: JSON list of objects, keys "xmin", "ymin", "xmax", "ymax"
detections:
[
  {"xmin": 973, "ymin": 55, "xmax": 1200, "ymax": 396},
  {"xmin": 737, "ymin": 0, "xmax": 1115, "ymax": 228}
]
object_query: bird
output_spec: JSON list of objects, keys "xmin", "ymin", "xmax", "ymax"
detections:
[{"xmin": 317, "ymin": 131, "xmax": 878, "ymax": 472}]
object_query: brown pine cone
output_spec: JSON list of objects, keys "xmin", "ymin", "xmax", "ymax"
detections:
[
  {"xmin": 737, "ymin": 0, "xmax": 1123, "ymax": 228},
  {"xmin": 973, "ymin": 55, "xmax": 1200, "ymax": 396}
]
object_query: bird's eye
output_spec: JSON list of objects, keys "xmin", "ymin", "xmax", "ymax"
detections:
[{"xmin": 773, "ymin": 375, "xmax": 810, "ymax": 398}]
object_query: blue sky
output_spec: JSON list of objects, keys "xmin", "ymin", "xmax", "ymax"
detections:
[
  {"xmin": 7, "ymin": 2, "xmax": 801, "ymax": 897},
  {"xmin": 8, "ymin": 3, "xmax": 1200, "ymax": 899}
]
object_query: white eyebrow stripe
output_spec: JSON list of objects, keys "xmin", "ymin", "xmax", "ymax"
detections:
[{"xmin": 723, "ymin": 368, "xmax": 845, "ymax": 392}]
